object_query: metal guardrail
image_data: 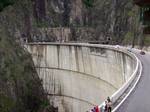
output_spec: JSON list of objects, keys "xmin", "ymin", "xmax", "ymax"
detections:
[
  {"xmin": 112, "ymin": 59, "xmax": 142, "ymax": 112},
  {"xmin": 98, "ymin": 48, "xmax": 142, "ymax": 112}
]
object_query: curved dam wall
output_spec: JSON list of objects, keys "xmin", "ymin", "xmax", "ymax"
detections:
[{"xmin": 26, "ymin": 43, "xmax": 137, "ymax": 112}]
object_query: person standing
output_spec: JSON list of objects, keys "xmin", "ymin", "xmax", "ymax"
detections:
[
  {"xmin": 104, "ymin": 101, "xmax": 108, "ymax": 112},
  {"xmin": 107, "ymin": 97, "xmax": 112, "ymax": 112},
  {"xmin": 95, "ymin": 105, "xmax": 100, "ymax": 112}
]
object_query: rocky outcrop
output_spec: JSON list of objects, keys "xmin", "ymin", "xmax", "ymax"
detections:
[
  {"xmin": 0, "ymin": 0, "xmax": 142, "ymax": 45},
  {"xmin": 0, "ymin": 31, "xmax": 51, "ymax": 112},
  {"xmin": 0, "ymin": 1, "xmax": 57, "ymax": 112},
  {"xmin": 43, "ymin": 0, "xmax": 141, "ymax": 44}
]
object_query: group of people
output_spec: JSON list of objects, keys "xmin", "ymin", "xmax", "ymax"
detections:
[
  {"xmin": 90, "ymin": 105, "xmax": 99, "ymax": 112},
  {"xmin": 89, "ymin": 97, "xmax": 112, "ymax": 112},
  {"xmin": 101, "ymin": 97, "xmax": 112, "ymax": 112}
]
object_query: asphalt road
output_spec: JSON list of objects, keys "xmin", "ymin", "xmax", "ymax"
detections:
[{"xmin": 117, "ymin": 52, "xmax": 150, "ymax": 112}]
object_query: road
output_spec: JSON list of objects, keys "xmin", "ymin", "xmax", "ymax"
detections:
[{"xmin": 117, "ymin": 52, "xmax": 150, "ymax": 112}]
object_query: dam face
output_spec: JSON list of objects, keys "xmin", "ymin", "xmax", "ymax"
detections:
[{"xmin": 26, "ymin": 44, "xmax": 136, "ymax": 112}]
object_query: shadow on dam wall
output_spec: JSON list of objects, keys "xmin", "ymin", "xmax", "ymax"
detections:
[{"xmin": 26, "ymin": 43, "xmax": 136, "ymax": 112}]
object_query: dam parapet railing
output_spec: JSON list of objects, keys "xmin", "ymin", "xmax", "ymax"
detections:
[
  {"xmin": 98, "ymin": 47, "xmax": 142, "ymax": 112},
  {"xmin": 25, "ymin": 43, "xmax": 142, "ymax": 112}
]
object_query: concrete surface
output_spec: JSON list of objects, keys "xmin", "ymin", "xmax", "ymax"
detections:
[
  {"xmin": 26, "ymin": 43, "xmax": 137, "ymax": 112},
  {"xmin": 117, "ymin": 51, "xmax": 150, "ymax": 112}
]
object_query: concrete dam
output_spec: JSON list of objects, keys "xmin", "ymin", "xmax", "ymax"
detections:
[{"xmin": 26, "ymin": 43, "xmax": 137, "ymax": 112}]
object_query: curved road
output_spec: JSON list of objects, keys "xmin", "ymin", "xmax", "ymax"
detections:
[{"xmin": 117, "ymin": 51, "xmax": 150, "ymax": 112}]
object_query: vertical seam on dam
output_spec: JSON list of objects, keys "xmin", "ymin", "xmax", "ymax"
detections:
[{"xmin": 57, "ymin": 45, "xmax": 60, "ymax": 68}]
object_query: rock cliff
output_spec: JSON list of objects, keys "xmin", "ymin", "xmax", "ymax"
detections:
[
  {"xmin": 0, "ymin": 1, "xmax": 57, "ymax": 112},
  {"xmin": 0, "ymin": 0, "xmax": 142, "ymax": 44}
]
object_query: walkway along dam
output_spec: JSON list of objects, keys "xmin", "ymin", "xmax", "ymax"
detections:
[{"xmin": 25, "ymin": 43, "xmax": 140, "ymax": 112}]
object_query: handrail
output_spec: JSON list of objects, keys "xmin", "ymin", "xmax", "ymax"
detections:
[
  {"xmin": 98, "ymin": 48, "xmax": 142, "ymax": 112},
  {"xmin": 112, "ymin": 59, "xmax": 142, "ymax": 112}
]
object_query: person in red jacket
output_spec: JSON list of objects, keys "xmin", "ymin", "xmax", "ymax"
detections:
[{"xmin": 95, "ymin": 105, "xmax": 100, "ymax": 112}]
